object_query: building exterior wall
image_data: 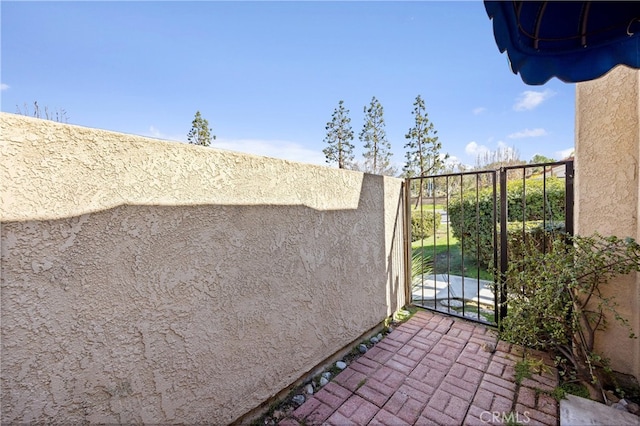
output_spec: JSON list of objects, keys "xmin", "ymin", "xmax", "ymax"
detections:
[
  {"xmin": 575, "ymin": 65, "xmax": 640, "ymax": 381},
  {"xmin": 0, "ymin": 113, "xmax": 406, "ymax": 424}
]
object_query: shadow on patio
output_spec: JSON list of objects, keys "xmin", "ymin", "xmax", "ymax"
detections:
[{"xmin": 278, "ymin": 309, "xmax": 558, "ymax": 426}]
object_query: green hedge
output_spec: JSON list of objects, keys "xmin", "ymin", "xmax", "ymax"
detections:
[
  {"xmin": 506, "ymin": 221, "xmax": 566, "ymax": 262},
  {"xmin": 448, "ymin": 178, "xmax": 566, "ymax": 267},
  {"xmin": 411, "ymin": 209, "xmax": 441, "ymax": 242}
]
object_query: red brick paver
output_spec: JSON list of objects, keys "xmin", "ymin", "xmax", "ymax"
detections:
[{"xmin": 280, "ymin": 310, "xmax": 559, "ymax": 425}]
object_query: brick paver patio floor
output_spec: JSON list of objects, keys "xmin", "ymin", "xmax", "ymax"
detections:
[{"xmin": 279, "ymin": 309, "xmax": 559, "ymax": 426}]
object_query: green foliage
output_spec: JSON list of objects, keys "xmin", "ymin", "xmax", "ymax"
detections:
[
  {"xmin": 359, "ymin": 96, "xmax": 394, "ymax": 175},
  {"xmin": 410, "ymin": 209, "xmax": 441, "ymax": 242},
  {"xmin": 514, "ymin": 360, "xmax": 533, "ymax": 385},
  {"xmin": 505, "ymin": 178, "xmax": 566, "ymax": 222},
  {"xmin": 530, "ymin": 154, "xmax": 556, "ymax": 164},
  {"xmin": 413, "ymin": 226, "xmax": 494, "ymax": 281},
  {"xmin": 551, "ymin": 386, "xmax": 567, "ymax": 401},
  {"xmin": 403, "ymin": 95, "xmax": 449, "ymax": 205},
  {"xmin": 323, "ymin": 100, "xmax": 354, "ymax": 169},
  {"xmin": 559, "ymin": 382, "xmax": 590, "ymax": 399},
  {"xmin": 514, "ymin": 356, "xmax": 550, "ymax": 385},
  {"xmin": 411, "ymin": 250, "xmax": 432, "ymax": 283},
  {"xmin": 500, "ymin": 234, "xmax": 640, "ymax": 396},
  {"xmin": 448, "ymin": 177, "xmax": 566, "ymax": 267},
  {"xmin": 187, "ymin": 110, "xmax": 215, "ymax": 146},
  {"xmin": 506, "ymin": 221, "xmax": 565, "ymax": 261},
  {"xmin": 393, "ymin": 306, "xmax": 417, "ymax": 322},
  {"xmin": 529, "ymin": 155, "xmax": 561, "ymax": 177}
]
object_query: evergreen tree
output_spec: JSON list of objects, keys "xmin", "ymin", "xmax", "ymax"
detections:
[
  {"xmin": 403, "ymin": 95, "xmax": 447, "ymax": 177},
  {"xmin": 530, "ymin": 154, "xmax": 556, "ymax": 164},
  {"xmin": 403, "ymin": 95, "xmax": 448, "ymax": 205},
  {"xmin": 359, "ymin": 96, "xmax": 394, "ymax": 175},
  {"xmin": 187, "ymin": 111, "xmax": 215, "ymax": 146},
  {"xmin": 323, "ymin": 100, "xmax": 354, "ymax": 169},
  {"xmin": 529, "ymin": 154, "xmax": 558, "ymax": 178}
]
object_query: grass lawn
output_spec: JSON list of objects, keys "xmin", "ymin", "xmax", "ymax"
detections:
[
  {"xmin": 450, "ymin": 301, "xmax": 496, "ymax": 323},
  {"xmin": 412, "ymin": 203, "xmax": 446, "ymax": 212},
  {"xmin": 411, "ymin": 223, "xmax": 494, "ymax": 281}
]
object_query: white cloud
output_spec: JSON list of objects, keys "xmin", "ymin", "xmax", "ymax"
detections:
[
  {"xmin": 144, "ymin": 126, "xmax": 326, "ymax": 166},
  {"xmin": 145, "ymin": 126, "xmax": 186, "ymax": 143},
  {"xmin": 465, "ymin": 141, "xmax": 489, "ymax": 157},
  {"xmin": 555, "ymin": 147, "xmax": 574, "ymax": 159},
  {"xmin": 444, "ymin": 155, "xmax": 459, "ymax": 166},
  {"xmin": 472, "ymin": 107, "xmax": 486, "ymax": 115},
  {"xmin": 148, "ymin": 125, "xmax": 163, "ymax": 138},
  {"xmin": 443, "ymin": 155, "xmax": 470, "ymax": 172},
  {"xmin": 0, "ymin": 83, "xmax": 9, "ymax": 91},
  {"xmin": 513, "ymin": 89, "xmax": 555, "ymax": 111},
  {"xmin": 213, "ymin": 138, "xmax": 326, "ymax": 166},
  {"xmin": 508, "ymin": 128, "xmax": 548, "ymax": 139},
  {"xmin": 464, "ymin": 140, "xmax": 524, "ymax": 165},
  {"xmin": 496, "ymin": 140, "xmax": 519, "ymax": 157}
]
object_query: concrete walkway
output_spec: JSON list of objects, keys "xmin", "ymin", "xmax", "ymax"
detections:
[
  {"xmin": 279, "ymin": 310, "xmax": 558, "ymax": 426},
  {"xmin": 560, "ymin": 394, "xmax": 640, "ymax": 425},
  {"xmin": 412, "ymin": 274, "xmax": 496, "ymax": 308}
]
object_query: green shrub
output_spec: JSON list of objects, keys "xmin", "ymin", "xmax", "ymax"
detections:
[
  {"xmin": 500, "ymin": 234, "xmax": 640, "ymax": 400},
  {"xmin": 504, "ymin": 177, "xmax": 566, "ymax": 222},
  {"xmin": 448, "ymin": 177, "xmax": 566, "ymax": 267},
  {"xmin": 410, "ymin": 209, "xmax": 441, "ymax": 242},
  {"xmin": 507, "ymin": 220, "xmax": 566, "ymax": 261}
]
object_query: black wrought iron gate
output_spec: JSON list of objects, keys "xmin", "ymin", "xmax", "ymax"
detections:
[{"xmin": 405, "ymin": 161, "xmax": 574, "ymax": 327}]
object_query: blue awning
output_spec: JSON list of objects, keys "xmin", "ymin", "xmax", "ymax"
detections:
[{"xmin": 485, "ymin": 1, "xmax": 640, "ymax": 85}]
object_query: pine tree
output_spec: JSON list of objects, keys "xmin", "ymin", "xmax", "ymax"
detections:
[
  {"xmin": 359, "ymin": 96, "xmax": 394, "ymax": 175},
  {"xmin": 187, "ymin": 111, "xmax": 215, "ymax": 146},
  {"xmin": 403, "ymin": 95, "xmax": 448, "ymax": 205},
  {"xmin": 323, "ymin": 100, "xmax": 354, "ymax": 169},
  {"xmin": 403, "ymin": 95, "xmax": 448, "ymax": 177}
]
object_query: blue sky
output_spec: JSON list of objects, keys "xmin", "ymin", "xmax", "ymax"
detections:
[{"xmin": 1, "ymin": 1, "xmax": 575, "ymax": 171}]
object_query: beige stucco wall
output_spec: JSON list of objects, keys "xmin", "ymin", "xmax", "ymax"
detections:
[
  {"xmin": 0, "ymin": 113, "xmax": 406, "ymax": 424},
  {"xmin": 575, "ymin": 65, "xmax": 640, "ymax": 381}
]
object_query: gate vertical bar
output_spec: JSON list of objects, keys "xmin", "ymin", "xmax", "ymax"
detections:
[
  {"xmin": 521, "ymin": 168, "xmax": 526, "ymax": 264},
  {"xmin": 446, "ymin": 175, "xmax": 452, "ymax": 313},
  {"xmin": 565, "ymin": 161, "xmax": 575, "ymax": 237},
  {"xmin": 499, "ymin": 168, "xmax": 508, "ymax": 325},
  {"xmin": 543, "ymin": 165, "xmax": 548, "ymax": 254},
  {"xmin": 492, "ymin": 171, "xmax": 499, "ymax": 324},
  {"xmin": 419, "ymin": 177, "xmax": 425, "ymax": 305},
  {"xmin": 460, "ymin": 173, "xmax": 465, "ymax": 315},
  {"xmin": 403, "ymin": 179, "xmax": 412, "ymax": 304}
]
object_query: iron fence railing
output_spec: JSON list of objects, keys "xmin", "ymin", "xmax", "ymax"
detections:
[{"xmin": 406, "ymin": 160, "xmax": 574, "ymax": 327}]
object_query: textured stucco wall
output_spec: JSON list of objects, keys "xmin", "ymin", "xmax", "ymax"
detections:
[
  {"xmin": 575, "ymin": 65, "xmax": 640, "ymax": 380},
  {"xmin": 0, "ymin": 113, "xmax": 406, "ymax": 424}
]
